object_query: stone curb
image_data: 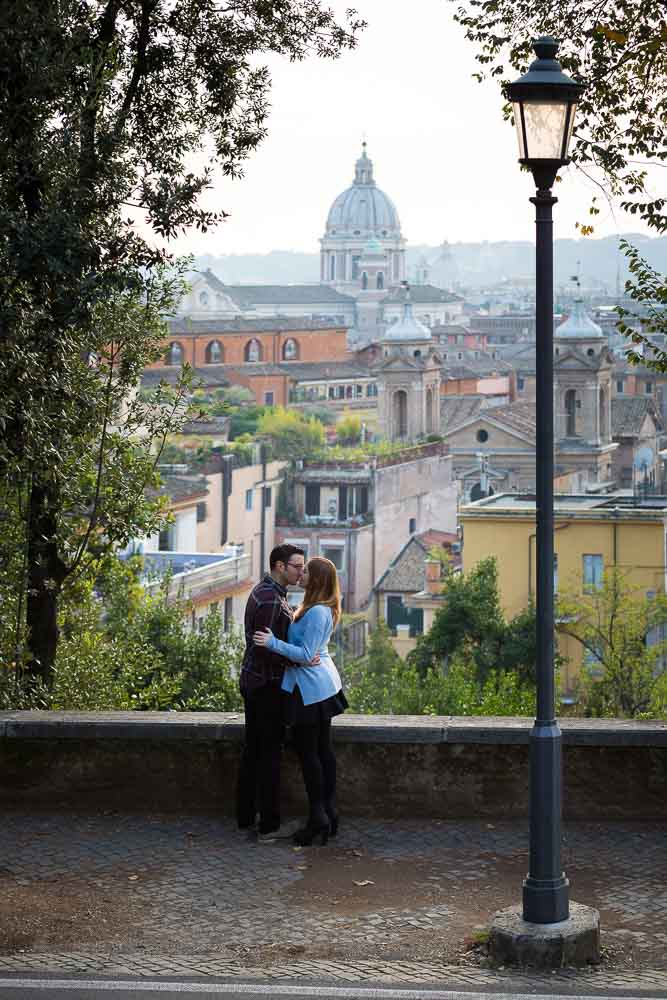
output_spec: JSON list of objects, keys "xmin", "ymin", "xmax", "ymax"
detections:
[{"xmin": 0, "ymin": 954, "xmax": 666, "ymax": 989}]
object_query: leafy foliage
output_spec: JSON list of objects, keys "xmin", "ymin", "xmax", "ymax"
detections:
[
  {"xmin": 407, "ymin": 558, "xmax": 537, "ymax": 685},
  {"xmin": 1, "ymin": 556, "xmax": 245, "ymax": 712},
  {"xmin": 343, "ymin": 621, "xmax": 535, "ymax": 716},
  {"xmin": 336, "ymin": 413, "xmax": 363, "ymax": 445},
  {"xmin": 0, "ymin": 0, "xmax": 363, "ymax": 678},
  {"xmin": 616, "ymin": 242, "xmax": 667, "ymax": 372},
  {"xmin": 557, "ymin": 568, "xmax": 667, "ymax": 717},
  {"xmin": 452, "ymin": 0, "xmax": 666, "ymax": 358},
  {"xmin": 257, "ymin": 407, "xmax": 325, "ymax": 461}
]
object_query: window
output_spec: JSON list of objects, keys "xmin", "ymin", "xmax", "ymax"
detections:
[
  {"xmin": 476, "ymin": 429, "xmax": 489, "ymax": 443},
  {"xmin": 376, "ymin": 272, "xmax": 384, "ymax": 290},
  {"xmin": 264, "ymin": 391, "xmax": 274, "ymax": 406},
  {"xmin": 366, "ymin": 383, "xmax": 378, "ymax": 397},
  {"xmin": 282, "ymin": 338, "xmax": 299, "ymax": 361},
  {"xmin": 409, "ymin": 517, "xmax": 417, "ymax": 534},
  {"xmin": 616, "ymin": 379, "xmax": 624, "ymax": 394},
  {"xmin": 158, "ymin": 525, "xmax": 173, "ymax": 551},
  {"xmin": 165, "ymin": 342, "xmax": 184, "ymax": 366},
  {"xmin": 329, "ymin": 255, "xmax": 335, "ymax": 280},
  {"xmin": 322, "ymin": 546, "xmax": 344, "ymax": 570},
  {"xmin": 205, "ymin": 340, "xmax": 223, "ymax": 364},
  {"xmin": 224, "ymin": 597, "xmax": 233, "ymax": 633},
  {"xmin": 646, "ymin": 382, "xmax": 654, "ymax": 394},
  {"xmin": 386, "ymin": 594, "xmax": 424, "ymax": 637},
  {"xmin": 361, "ymin": 271, "xmax": 368, "ymax": 290},
  {"xmin": 565, "ymin": 389, "xmax": 577, "ymax": 436},
  {"xmin": 245, "ymin": 488, "xmax": 253, "ymax": 511},
  {"xmin": 517, "ymin": 377, "xmax": 525, "ymax": 391},
  {"xmin": 583, "ymin": 554, "xmax": 603, "ymax": 590},
  {"xmin": 199, "ymin": 291, "xmax": 208, "ymax": 306},
  {"xmin": 263, "ymin": 487, "xmax": 272, "ymax": 508},
  {"xmin": 583, "ymin": 645, "xmax": 604, "ymax": 679},
  {"xmin": 196, "ymin": 502, "xmax": 207, "ymax": 523},
  {"xmin": 305, "ymin": 483, "xmax": 321, "ymax": 516},
  {"xmin": 351, "ymin": 255, "xmax": 361, "ymax": 280},
  {"xmin": 553, "ymin": 553, "xmax": 558, "ymax": 594},
  {"xmin": 244, "ymin": 338, "xmax": 262, "ymax": 363},
  {"xmin": 339, "ymin": 484, "xmax": 368, "ymax": 518}
]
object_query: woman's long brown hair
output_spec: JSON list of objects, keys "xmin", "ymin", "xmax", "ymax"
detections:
[{"xmin": 293, "ymin": 556, "xmax": 342, "ymax": 629}]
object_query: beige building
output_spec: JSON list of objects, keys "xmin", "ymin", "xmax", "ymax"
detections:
[
  {"xmin": 129, "ymin": 454, "xmax": 287, "ymax": 628},
  {"xmin": 276, "ymin": 441, "xmax": 457, "ymax": 611}
]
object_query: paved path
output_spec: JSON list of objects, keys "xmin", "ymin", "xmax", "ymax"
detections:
[{"xmin": 0, "ymin": 813, "xmax": 665, "ymax": 993}]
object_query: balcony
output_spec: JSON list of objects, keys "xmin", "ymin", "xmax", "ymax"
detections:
[{"xmin": 124, "ymin": 549, "xmax": 252, "ymax": 604}]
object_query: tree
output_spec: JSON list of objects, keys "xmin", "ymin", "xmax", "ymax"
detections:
[
  {"xmin": 557, "ymin": 568, "xmax": 667, "ymax": 717},
  {"xmin": 409, "ymin": 558, "xmax": 504, "ymax": 676},
  {"xmin": 336, "ymin": 412, "xmax": 362, "ymax": 445},
  {"xmin": 1, "ymin": 278, "xmax": 192, "ymax": 680},
  {"xmin": 0, "ymin": 0, "xmax": 363, "ymax": 681},
  {"xmin": 452, "ymin": 0, "xmax": 667, "ymax": 357},
  {"xmin": 408, "ymin": 557, "xmax": 538, "ymax": 684},
  {"xmin": 257, "ymin": 407, "xmax": 325, "ymax": 461}
]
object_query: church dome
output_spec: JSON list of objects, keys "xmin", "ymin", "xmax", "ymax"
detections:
[
  {"xmin": 555, "ymin": 299, "xmax": 604, "ymax": 340},
  {"xmin": 384, "ymin": 294, "xmax": 431, "ymax": 342},
  {"xmin": 325, "ymin": 144, "xmax": 401, "ymax": 237}
]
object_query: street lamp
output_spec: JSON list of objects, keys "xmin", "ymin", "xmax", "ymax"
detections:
[{"xmin": 507, "ymin": 37, "xmax": 585, "ymax": 925}]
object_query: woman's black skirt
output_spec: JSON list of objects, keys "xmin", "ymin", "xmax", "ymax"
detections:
[{"xmin": 284, "ymin": 685, "xmax": 348, "ymax": 726}]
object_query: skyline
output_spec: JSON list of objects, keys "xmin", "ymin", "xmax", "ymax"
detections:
[{"xmin": 151, "ymin": 0, "xmax": 663, "ymax": 261}]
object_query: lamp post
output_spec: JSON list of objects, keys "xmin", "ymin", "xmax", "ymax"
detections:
[{"xmin": 507, "ymin": 37, "xmax": 585, "ymax": 925}]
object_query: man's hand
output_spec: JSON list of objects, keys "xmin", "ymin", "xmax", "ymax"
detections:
[
  {"xmin": 253, "ymin": 627, "xmax": 273, "ymax": 646},
  {"xmin": 309, "ymin": 653, "xmax": 321, "ymax": 665}
]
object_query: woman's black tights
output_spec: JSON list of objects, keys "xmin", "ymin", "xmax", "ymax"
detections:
[{"xmin": 292, "ymin": 719, "xmax": 336, "ymax": 824}]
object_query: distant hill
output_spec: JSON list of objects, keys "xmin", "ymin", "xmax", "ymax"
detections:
[{"xmin": 194, "ymin": 235, "xmax": 667, "ymax": 290}]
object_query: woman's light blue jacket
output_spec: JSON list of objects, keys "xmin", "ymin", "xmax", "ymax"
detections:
[{"xmin": 266, "ymin": 604, "xmax": 342, "ymax": 706}]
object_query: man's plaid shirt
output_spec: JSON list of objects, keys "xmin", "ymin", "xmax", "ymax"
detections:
[{"xmin": 240, "ymin": 574, "xmax": 294, "ymax": 693}]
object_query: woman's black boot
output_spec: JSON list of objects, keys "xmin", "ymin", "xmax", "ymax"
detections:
[
  {"xmin": 324, "ymin": 797, "xmax": 339, "ymax": 837},
  {"xmin": 293, "ymin": 806, "xmax": 330, "ymax": 846}
]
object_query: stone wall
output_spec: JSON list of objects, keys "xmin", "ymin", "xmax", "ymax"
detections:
[{"xmin": 1, "ymin": 713, "xmax": 665, "ymax": 820}]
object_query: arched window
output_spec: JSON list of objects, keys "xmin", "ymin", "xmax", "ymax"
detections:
[
  {"xmin": 165, "ymin": 342, "xmax": 184, "ymax": 366},
  {"xmin": 245, "ymin": 338, "xmax": 262, "ymax": 363},
  {"xmin": 206, "ymin": 340, "xmax": 223, "ymax": 364},
  {"xmin": 414, "ymin": 349, "xmax": 421, "ymax": 358},
  {"xmin": 393, "ymin": 390, "xmax": 408, "ymax": 439},
  {"xmin": 361, "ymin": 272, "xmax": 368, "ymax": 290},
  {"xmin": 282, "ymin": 338, "xmax": 299, "ymax": 361},
  {"xmin": 199, "ymin": 290, "xmax": 209, "ymax": 306},
  {"xmin": 565, "ymin": 389, "xmax": 577, "ymax": 437},
  {"xmin": 376, "ymin": 272, "xmax": 384, "ymax": 290}
]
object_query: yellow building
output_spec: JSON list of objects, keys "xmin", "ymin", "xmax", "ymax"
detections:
[{"xmin": 460, "ymin": 493, "xmax": 667, "ymax": 694}]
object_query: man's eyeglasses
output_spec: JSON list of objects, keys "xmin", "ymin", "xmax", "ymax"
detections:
[{"xmin": 286, "ymin": 562, "xmax": 304, "ymax": 571}]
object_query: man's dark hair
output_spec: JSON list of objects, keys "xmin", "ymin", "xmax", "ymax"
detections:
[{"xmin": 269, "ymin": 543, "xmax": 305, "ymax": 570}]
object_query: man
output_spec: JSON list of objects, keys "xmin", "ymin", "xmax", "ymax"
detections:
[{"xmin": 236, "ymin": 543, "xmax": 306, "ymax": 839}]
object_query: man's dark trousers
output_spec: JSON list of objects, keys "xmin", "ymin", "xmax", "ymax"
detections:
[{"xmin": 236, "ymin": 681, "xmax": 285, "ymax": 834}]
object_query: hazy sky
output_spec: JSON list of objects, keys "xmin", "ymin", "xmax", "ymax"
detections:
[{"xmin": 165, "ymin": 0, "xmax": 660, "ymax": 258}]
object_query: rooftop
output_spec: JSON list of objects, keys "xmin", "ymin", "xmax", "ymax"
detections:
[
  {"xmin": 462, "ymin": 492, "xmax": 667, "ymax": 518},
  {"xmin": 169, "ymin": 315, "xmax": 350, "ymax": 334}
]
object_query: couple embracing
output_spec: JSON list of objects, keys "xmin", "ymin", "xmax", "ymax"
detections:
[{"xmin": 236, "ymin": 544, "xmax": 348, "ymax": 846}]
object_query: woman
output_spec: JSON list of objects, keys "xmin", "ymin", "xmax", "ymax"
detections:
[{"xmin": 253, "ymin": 556, "xmax": 347, "ymax": 846}]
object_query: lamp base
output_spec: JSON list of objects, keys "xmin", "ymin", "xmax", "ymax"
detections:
[
  {"xmin": 488, "ymin": 901, "xmax": 600, "ymax": 969},
  {"xmin": 523, "ymin": 873, "xmax": 569, "ymax": 923}
]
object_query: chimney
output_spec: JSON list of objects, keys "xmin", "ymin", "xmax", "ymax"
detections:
[{"xmin": 424, "ymin": 557, "xmax": 443, "ymax": 595}]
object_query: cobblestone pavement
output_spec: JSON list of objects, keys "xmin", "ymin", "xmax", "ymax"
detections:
[{"xmin": 0, "ymin": 812, "xmax": 665, "ymax": 991}]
